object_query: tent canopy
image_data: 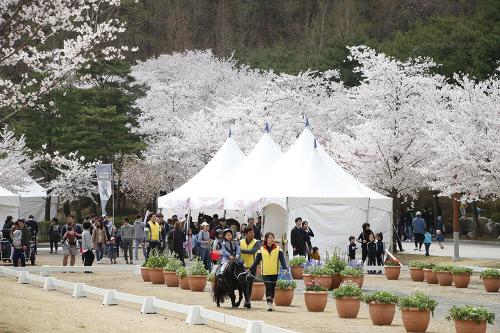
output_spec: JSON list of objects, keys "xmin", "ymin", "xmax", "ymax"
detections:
[
  {"xmin": 0, "ymin": 186, "xmax": 20, "ymax": 230},
  {"xmin": 158, "ymin": 134, "xmax": 246, "ymax": 210}
]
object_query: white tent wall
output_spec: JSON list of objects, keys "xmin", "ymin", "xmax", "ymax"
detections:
[
  {"xmin": 19, "ymin": 197, "xmax": 45, "ymax": 221},
  {"xmin": 0, "ymin": 205, "xmax": 19, "ymax": 230}
]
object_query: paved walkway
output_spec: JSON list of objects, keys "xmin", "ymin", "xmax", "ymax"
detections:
[{"xmin": 400, "ymin": 240, "xmax": 500, "ymax": 260}]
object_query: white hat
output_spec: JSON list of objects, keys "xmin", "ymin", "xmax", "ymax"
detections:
[
  {"xmin": 416, "ymin": 211, "xmax": 422, "ymax": 216},
  {"xmin": 201, "ymin": 222, "xmax": 209, "ymax": 227}
]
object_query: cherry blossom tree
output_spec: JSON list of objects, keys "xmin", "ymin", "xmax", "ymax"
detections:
[
  {"xmin": 0, "ymin": 126, "xmax": 33, "ymax": 190},
  {"xmin": 328, "ymin": 46, "xmax": 446, "ymax": 224},
  {"xmin": 0, "ymin": 0, "xmax": 127, "ymax": 122}
]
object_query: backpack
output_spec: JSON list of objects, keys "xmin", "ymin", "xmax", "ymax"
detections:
[
  {"xmin": 192, "ymin": 232, "xmax": 202, "ymax": 249},
  {"xmin": 12, "ymin": 230, "xmax": 22, "ymax": 248}
]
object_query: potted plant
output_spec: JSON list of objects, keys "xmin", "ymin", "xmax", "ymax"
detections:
[
  {"xmin": 141, "ymin": 262, "xmax": 151, "ymax": 282},
  {"xmin": 408, "ymin": 261, "xmax": 425, "ymax": 282},
  {"xmin": 304, "ymin": 283, "xmax": 328, "ymax": 312},
  {"xmin": 274, "ymin": 279, "xmax": 297, "ymax": 306},
  {"xmin": 433, "ymin": 264, "xmax": 454, "ymax": 286},
  {"xmin": 146, "ymin": 250, "xmax": 168, "ymax": 284},
  {"xmin": 422, "ymin": 263, "xmax": 437, "ymax": 284},
  {"xmin": 324, "ymin": 256, "xmax": 347, "ymax": 289},
  {"xmin": 332, "ymin": 281, "xmax": 362, "ymax": 318},
  {"xmin": 302, "ymin": 262, "xmax": 320, "ymax": 286},
  {"xmin": 289, "ymin": 256, "xmax": 307, "ymax": 279},
  {"xmin": 251, "ymin": 276, "xmax": 265, "ymax": 301},
  {"xmin": 186, "ymin": 259, "xmax": 209, "ymax": 292},
  {"xmin": 399, "ymin": 291, "xmax": 438, "ymax": 333},
  {"xmin": 163, "ymin": 256, "xmax": 182, "ymax": 287},
  {"xmin": 384, "ymin": 259, "xmax": 401, "ymax": 280},
  {"xmin": 340, "ymin": 267, "xmax": 364, "ymax": 288},
  {"xmin": 363, "ymin": 291, "xmax": 399, "ymax": 325},
  {"xmin": 176, "ymin": 267, "xmax": 190, "ymax": 290},
  {"xmin": 451, "ymin": 266, "xmax": 473, "ymax": 288},
  {"xmin": 480, "ymin": 268, "xmax": 500, "ymax": 292},
  {"xmin": 446, "ymin": 305, "xmax": 495, "ymax": 333}
]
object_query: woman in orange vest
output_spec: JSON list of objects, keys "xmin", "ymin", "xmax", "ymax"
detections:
[{"xmin": 249, "ymin": 232, "xmax": 288, "ymax": 311}]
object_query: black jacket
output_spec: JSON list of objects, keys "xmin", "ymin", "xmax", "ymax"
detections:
[
  {"xmin": 304, "ymin": 228, "xmax": 314, "ymax": 249},
  {"xmin": 376, "ymin": 240, "xmax": 385, "ymax": 257},
  {"xmin": 168, "ymin": 229, "xmax": 185, "ymax": 252},
  {"xmin": 290, "ymin": 227, "xmax": 307, "ymax": 254},
  {"xmin": 367, "ymin": 241, "xmax": 377, "ymax": 258},
  {"xmin": 26, "ymin": 219, "xmax": 38, "ymax": 236}
]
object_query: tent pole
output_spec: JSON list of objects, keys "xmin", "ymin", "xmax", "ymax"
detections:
[{"xmin": 285, "ymin": 197, "xmax": 289, "ymax": 262}]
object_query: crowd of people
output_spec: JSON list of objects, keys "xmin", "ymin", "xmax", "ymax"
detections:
[{"xmin": 1, "ymin": 215, "xmax": 38, "ymax": 267}]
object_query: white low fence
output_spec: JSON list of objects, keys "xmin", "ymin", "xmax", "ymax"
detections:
[
  {"xmin": 12, "ymin": 264, "xmax": 139, "ymax": 276},
  {"xmin": 0, "ymin": 266, "xmax": 295, "ymax": 333}
]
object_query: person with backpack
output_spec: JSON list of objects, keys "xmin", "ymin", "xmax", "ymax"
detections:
[
  {"xmin": 11, "ymin": 219, "xmax": 31, "ymax": 267},
  {"xmin": 48, "ymin": 218, "xmax": 60, "ymax": 254},
  {"xmin": 60, "ymin": 215, "xmax": 82, "ymax": 268}
]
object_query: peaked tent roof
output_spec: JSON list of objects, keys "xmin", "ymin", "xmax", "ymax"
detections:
[
  {"xmin": 158, "ymin": 135, "xmax": 245, "ymax": 210},
  {"xmin": 13, "ymin": 177, "xmax": 47, "ymax": 198},
  {"xmin": 221, "ymin": 131, "xmax": 283, "ymax": 210},
  {"xmin": 0, "ymin": 186, "xmax": 20, "ymax": 208}
]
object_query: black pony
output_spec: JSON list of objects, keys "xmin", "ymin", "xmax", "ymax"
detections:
[{"xmin": 212, "ymin": 260, "xmax": 249, "ymax": 308}]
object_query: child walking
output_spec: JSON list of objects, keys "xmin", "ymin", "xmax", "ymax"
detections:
[
  {"xmin": 366, "ymin": 234, "xmax": 377, "ymax": 274},
  {"xmin": 436, "ymin": 230, "xmax": 445, "ymax": 249},
  {"xmin": 108, "ymin": 237, "xmax": 118, "ymax": 264},
  {"xmin": 424, "ymin": 229, "xmax": 432, "ymax": 256},
  {"xmin": 184, "ymin": 229, "xmax": 193, "ymax": 260},
  {"xmin": 375, "ymin": 232, "xmax": 385, "ymax": 274},
  {"xmin": 347, "ymin": 236, "xmax": 357, "ymax": 264}
]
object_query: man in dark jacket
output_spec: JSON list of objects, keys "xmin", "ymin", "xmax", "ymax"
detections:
[
  {"xmin": 11, "ymin": 219, "xmax": 31, "ymax": 267},
  {"xmin": 290, "ymin": 217, "xmax": 307, "ymax": 256},
  {"xmin": 26, "ymin": 215, "xmax": 38, "ymax": 253}
]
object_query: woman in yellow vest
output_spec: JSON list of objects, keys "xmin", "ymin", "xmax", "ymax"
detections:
[{"xmin": 249, "ymin": 232, "xmax": 288, "ymax": 311}]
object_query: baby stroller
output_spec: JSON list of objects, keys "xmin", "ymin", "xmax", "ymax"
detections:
[
  {"xmin": 0, "ymin": 235, "xmax": 12, "ymax": 262},
  {"xmin": 22, "ymin": 236, "xmax": 36, "ymax": 266}
]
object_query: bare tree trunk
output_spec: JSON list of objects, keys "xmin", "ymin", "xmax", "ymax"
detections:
[
  {"xmin": 45, "ymin": 190, "xmax": 52, "ymax": 221},
  {"xmin": 391, "ymin": 189, "xmax": 400, "ymax": 252},
  {"xmin": 63, "ymin": 200, "xmax": 71, "ymax": 217},
  {"xmin": 471, "ymin": 201, "xmax": 479, "ymax": 236}
]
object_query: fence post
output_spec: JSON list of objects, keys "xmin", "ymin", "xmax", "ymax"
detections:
[
  {"xmin": 103, "ymin": 290, "xmax": 118, "ymax": 305},
  {"xmin": 245, "ymin": 321, "xmax": 263, "ymax": 333},
  {"xmin": 72, "ymin": 283, "xmax": 86, "ymax": 298},
  {"xmin": 44, "ymin": 277, "xmax": 55, "ymax": 292},
  {"xmin": 18, "ymin": 271, "xmax": 29, "ymax": 284},
  {"xmin": 141, "ymin": 296, "xmax": 156, "ymax": 314},
  {"xmin": 185, "ymin": 305, "xmax": 207, "ymax": 325}
]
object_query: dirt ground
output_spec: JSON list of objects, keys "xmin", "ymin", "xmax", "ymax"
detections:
[{"xmin": 1, "ymin": 253, "xmax": 499, "ymax": 333}]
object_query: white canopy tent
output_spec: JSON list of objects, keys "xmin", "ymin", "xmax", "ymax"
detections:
[
  {"xmin": 158, "ymin": 133, "xmax": 246, "ymax": 213},
  {"xmin": 0, "ymin": 187, "xmax": 20, "ymax": 230},
  {"xmin": 13, "ymin": 177, "xmax": 58, "ymax": 221}
]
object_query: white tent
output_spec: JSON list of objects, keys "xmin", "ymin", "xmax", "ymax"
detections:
[
  {"xmin": 14, "ymin": 177, "xmax": 57, "ymax": 221},
  {"xmin": 158, "ymin": 133, "xmax": 246, "ymax": 211},
  {"xmin": 237, "ymin": 127, "xmax": 393, "ymax": 255},
  {"xmin": 0, "ymin": 187, "xmax": 20, "ymax": 230},
  {"xmin": 221, "ymin": 130, "xmax": 283, "ymax": 211}
]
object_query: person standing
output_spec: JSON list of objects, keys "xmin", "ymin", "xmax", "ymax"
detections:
[
  {"xmin": 61, "ymin": 215, "xmax": 80, "ymax": 268},
  {"xmin": 240, "ymin": 226, "xmax": 261, "ymax": 309},
  {"xmin": 81, "ymin": 221, "xmax": 94, "ymax": 271},
  {"xmin": 169, "ymin": 221, "xmax": 186, "ymax": 266},
  {"xmin": 366, "ymin": 234, "xmax": 377, "ymax": 274},
  {"xmin": 423, "ymin": 228, "xmax": 432, "ymax": 256},
  {"xmin": 120, "ymin": 218, "xmax": 134, "ymax": 264},
  {"xmin": 92, "ymin": 219, "xmax": 108, "ymax": 264},
  {"xmin": 290, "ymin": 217, "xmax": 307, "ymax": 256},
  {"xmin": 145, "ymin": 215, "xmax": 162, "ymax": 258},
  {"xmin": 11, "ymin": 219, "xmax": 31, "ymax": 267},
  {"xmin": 247, "ymin": 218, "xmax": 262, "ymax": 241},
  {"xmin": 198, "ymin": 221, "xmax": 212, "ymax": 271},
  {"xmin": 357, "ymin": 222, "xmax": 374, "ymax": 264},
  {"xmin": 249, "ymin": 232, "xmax": 288, "ymax": 312},
  {"xmin": 404, "ymin": 208, "xmax": 414, "ymax": 241},
  {"xmin": 48, "ymin": 218, "xmax": 60, "ymax": 254},
  {"xmin": 133, "ymin": 215, "xmax": 146, "ymax": 260},
  {"xmin": 302, "ymin": 221, "xmax": 314, "ymax": 257},
  {"xmin": 412, "ymin": 211, "xmax": 427, "ymax": 251}
]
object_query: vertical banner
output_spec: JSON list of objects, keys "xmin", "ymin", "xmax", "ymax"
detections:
[{"xmin": 96, "ymin": 164, "xmax": 113, "ymax": 216}]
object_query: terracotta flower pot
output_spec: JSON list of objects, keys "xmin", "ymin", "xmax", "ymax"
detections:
[
  {"xmin": 453, "ymin": 273, "xmax": 471, "ymax": 288},
  {"xmin": 481, "ymin": 277, "xmax": 500, "ymax": 292},
  {"xmin": 274, "ymin": 288, "xmax": 295, "ymax": 306},
  {"xmin": 303, "ymin": 274, "xmax": 314, "ymax": 287},
  {"xmin": 314, "ymin": 275, "xmax": 333, "ymax": 290},
  {"xmin": 178, "ymin": 276, "xmax": 190, "ymax": 290},
  {"xmin": 335, "ymin": 297, "xmax": 361, "ymax": 318},
  {"xmin": 149, "ymin": 268, "xmax": 165, "ymax": 284},
  {"xmin": 141, "ymin": 267, "xmax": 151, "ymax": 282},
  {"xmin": 436, "ymin": 271, "xmax": 453, "ymax": 286},
  {"xmin": 454, "ymin": 320, "xmax": 486, "ymax": 333},
  {"xmin": 424, "ymin": 269, "xmax": 438, "ymax": 284},
  {"xmin": 331, "ymin": 273, "xmax": 342, "ymax": 290},
  {"xmin": 384, "ymin": 266, "xmax": 401, "ymax": 280},
  {"xmin": 409, "ymin": 267, "xmax": 425, "ymax": 282},
  {"xmin": 401, "ymin": 308, "xmax": 431, "ymax": 333},
  {"xmin": 163, "ymin": 271, "xmax": 179, "ymax": 287},
  {"xmin": 187, "ymin": 275, "xmax": 207, "ymax": 292},
  {"xmin": 341, "ymin": 275, "xmax": 364, "ymax": 288},
  {"xmin": 251, "ymin": 282, "xmax": 265, "ymax": 301},
  {"xmin": 291, "ymin": 265, "xmax": 304, "ymax": 279},
  {"xmin": 304, "ymin": 291, "xmax": 328, "ymax": 312},
  {"xmin": 368, "ymin": 303, "xmax": 396, "ymax": 325}
]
